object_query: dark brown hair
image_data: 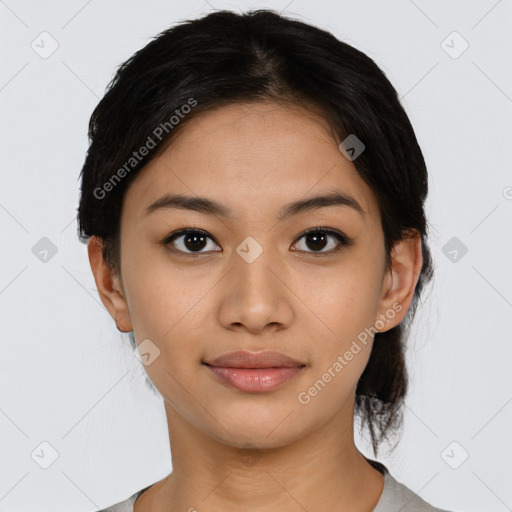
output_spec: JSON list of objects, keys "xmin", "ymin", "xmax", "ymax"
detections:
[{"xmin": 77, "ymin": 8, "xmax": 434, "ymax": 456}]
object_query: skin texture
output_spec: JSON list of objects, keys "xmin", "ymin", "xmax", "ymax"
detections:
[{"xmin": 88, "ymin": 101, "xmax": 423, "ymax": 511}]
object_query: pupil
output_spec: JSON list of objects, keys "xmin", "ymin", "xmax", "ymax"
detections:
[
  {"xmin": 307, "ymin": 232, "xmax": 327, "ymax": 251},
  {"xmin": 185, "ymin": 233, "xmax": 207, "ymax": 251}
]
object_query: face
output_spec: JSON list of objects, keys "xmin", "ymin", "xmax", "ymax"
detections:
[{"xmin": 90, "ymin": 101, "xmax": 421, "ymax": 450}]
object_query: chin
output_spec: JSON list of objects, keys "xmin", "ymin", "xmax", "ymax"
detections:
[{"xmin": 205, "ymin": 409, "xmax": 308, "ymax": 450}]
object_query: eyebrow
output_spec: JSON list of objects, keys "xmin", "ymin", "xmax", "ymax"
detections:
[{"xmin": 145, "ymin": 191, "xmax": 366, "ymax": 220}]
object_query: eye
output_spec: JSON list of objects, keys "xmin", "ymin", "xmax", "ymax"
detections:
[
  {"xmin": 164, "ymin": 229, "xmax": 221, "ymax": 254},
  {"xmin": 291, "ymin": 227, "xmax": 350, "ymax": 255},
  {"xmin": 162, "ymin": 226, "xmax": 351, "ymax": 256}
]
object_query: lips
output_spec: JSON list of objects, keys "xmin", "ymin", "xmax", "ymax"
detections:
[
  {"xmin": 204, "ymin": 350, "xmax": 305, "ymax": 369},
  {"xmin": 203, "ymin": 350, "xmax": 306, "ymax": 393}
]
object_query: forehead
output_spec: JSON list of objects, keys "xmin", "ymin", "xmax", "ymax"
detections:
[{"xmin": 123, "ymin": 101, "xmax": 380, "ymax": 225}]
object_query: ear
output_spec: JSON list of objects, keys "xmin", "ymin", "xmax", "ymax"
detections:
[
  {"xmin": 87, "ymin": 236, "xmax": 133, "ymax": 332},
  {"xmin": 376, "ymin": 230, "xmax": 423, "ymax": 332}
]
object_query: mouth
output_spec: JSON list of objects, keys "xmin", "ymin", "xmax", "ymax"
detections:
[
  {"xmin": 204, "ymin": 349, "xmax": 305, "ymax": 369},
  {"xmin": 202, "ymin": 350, "xmax": 306, "ymax": 393}
]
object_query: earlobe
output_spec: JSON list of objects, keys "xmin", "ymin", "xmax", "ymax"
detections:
[
  {"xmin": 377, "ymin": 231, "xmax": 423, "ymax": 331},
  {"xmin": 87, "ymin": 236, "xmax": 133, "ymax": 333}
]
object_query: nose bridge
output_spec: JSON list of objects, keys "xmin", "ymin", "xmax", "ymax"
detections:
[
  {"xmin": 236, "ymin": 243, "xmax": 276, "ymax": 296},
  {"xmin": 217, "ymin": 236, "xmax": 293, "ymax": 333}
]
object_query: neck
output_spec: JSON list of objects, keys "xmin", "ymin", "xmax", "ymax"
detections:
[{"xmin": 135, "ymin": 398, "xmax": 385, "ymax": 512}]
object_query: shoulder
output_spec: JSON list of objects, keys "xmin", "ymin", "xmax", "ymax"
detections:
[
  {"xmin": 368, "ymin": 459, "xmax": 453, "ymax": 512},
  {"xmin": 95, "ymin": 487, "xmax": 147, "ymax": 512}
]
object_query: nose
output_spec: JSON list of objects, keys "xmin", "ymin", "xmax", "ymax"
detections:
[{"xmin": 216, "ymin": 247, "xmax": 294, "ymax": 335}]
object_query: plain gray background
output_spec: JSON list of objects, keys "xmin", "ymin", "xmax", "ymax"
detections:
[{"xmin": 1, "ymin": 1, "xmax": 511, "ymax": 511}]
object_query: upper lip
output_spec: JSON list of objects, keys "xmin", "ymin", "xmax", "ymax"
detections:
[{"xmin": 204, "ymin": 350, "xmax": 305, "ymax": 368}]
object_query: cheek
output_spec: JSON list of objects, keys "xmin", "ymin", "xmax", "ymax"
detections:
[
  {"xmin": 121, "ymin": 252, "xmax": 216, "ymax": 376},
  {"xmin": 123, "ymin": 241, "xmax": 211, "ymax": 329},
  {"xmin": 292, "ymin": 260, "xmax": 383, "ymax": 352},
  {"xmin": 123, "ymin": 262, "xmax": 208, "ymax": 406},
  {"xmin": 293, "ymin": 274, "xmax": 377, "ymax": 418}
]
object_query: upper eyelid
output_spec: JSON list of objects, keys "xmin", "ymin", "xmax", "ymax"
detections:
[{"xmin": 166, "ymin": 228, "xmax": 220, "ymax": 248}]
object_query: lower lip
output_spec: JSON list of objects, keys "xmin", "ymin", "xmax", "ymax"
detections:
[{"xmin": 204, "ymin": 365, "xmax": 304, "ymax": 392}]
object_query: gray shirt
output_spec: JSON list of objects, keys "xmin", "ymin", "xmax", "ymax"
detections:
[{"xmin": 97, "ymin": 459, "xmax": 451, "ymax": 511}]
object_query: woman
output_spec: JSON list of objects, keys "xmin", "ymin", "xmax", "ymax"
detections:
[{"xmin": 78, "ymin": 9, "xmax": 451, "ymax": 512}]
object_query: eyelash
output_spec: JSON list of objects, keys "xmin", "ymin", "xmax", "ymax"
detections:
[{"xmin": 162, "ymin": 227, "xmax": 352, "ymax": 257}]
